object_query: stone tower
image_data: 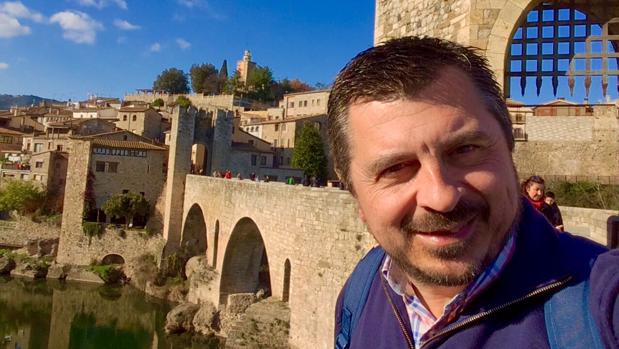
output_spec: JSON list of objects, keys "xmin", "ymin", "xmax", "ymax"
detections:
[
  {"xmin": 162, "ymin": 106, "xmax": 196, "ymax": 252},
  {"xmin": 374, "ymin": 0, "xmax": 538, "ymax": 91},
  {"xmin": 235, "ymin": 50, "xmax": 256, "ymax": 84}
]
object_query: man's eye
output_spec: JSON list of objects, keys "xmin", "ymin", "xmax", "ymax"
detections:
[
  {"xmin": 379, "ymin": 162, "xmax": 417, "ymax": 180},
  {"xmin": 454, "ymin": 144, "xmax": 479, "ymax": 154}
]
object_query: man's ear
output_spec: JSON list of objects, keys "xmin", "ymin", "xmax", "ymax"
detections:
[{"xmin": 358, "ymin": 207, "xmax": 366, "ymax": 223}]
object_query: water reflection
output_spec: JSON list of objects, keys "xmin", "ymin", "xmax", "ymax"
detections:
[{"xmin": 0, "ymin": 277, "xmax": 219, "ymax": 349}]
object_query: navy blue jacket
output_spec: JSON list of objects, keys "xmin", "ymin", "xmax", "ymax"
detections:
[{"xmin": 335, "ymin": 201, "xmax": 619, "ymax": 348}]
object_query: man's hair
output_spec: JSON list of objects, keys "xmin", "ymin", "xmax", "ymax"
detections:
[
  {"xmin": 546, "ymin": 191, "xmax": 556, "ymax": 199},
  {"xmin": 327, "ymin": 36, "xmax": 514, "ymax": 191}
]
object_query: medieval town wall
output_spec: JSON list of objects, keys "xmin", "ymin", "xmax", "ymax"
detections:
[{"xmin": 513, "ymin": 105, "xmax": 619, "ymax": 180}]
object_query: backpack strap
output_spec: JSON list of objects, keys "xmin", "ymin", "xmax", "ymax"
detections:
[
  {"xmin": 544, "ymin": 277, "xmax": 604, "ymax": 349},
  {"xmin": 336, "ymin": 246, "xmax": 385, "ymax": 349}
]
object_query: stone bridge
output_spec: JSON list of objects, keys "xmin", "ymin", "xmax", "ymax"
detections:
[{"xmin": 172, "ymin": 175, "xmax": 374, "ymax": 349}]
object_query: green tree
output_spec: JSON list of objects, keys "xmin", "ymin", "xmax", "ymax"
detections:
[
  {"xmin": 246, "ymin": 66, "xmax": 275, "ymax": 102},
  {"xmin": 175, "ymin": 95, "xmax": 192, "ymax": 109},
  {"xmin": 102, "ymin": 192, "xmax": 150, "ymax": 228},
  {"xmin": 292, "ymin": 123, "xmax": 328, "ymax": 180},
  {"xmin": 153, "ymin": 68, "xmax": 189, "ymax": 94},
  {"xmin": 0, "ymin": 180, "xmax": 45, "ymax": 215},
  {"xmin": 190, "ymin": 63, "xmax": 219, "ymax": 94},
  {"xmin": 152, "ymin": 98, "xmax": 164, "ymax": 107}
]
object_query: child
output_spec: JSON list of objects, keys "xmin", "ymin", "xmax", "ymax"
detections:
[{"xmin": 544, "ymin": 191, "xmax": 564, "ymax": 231}]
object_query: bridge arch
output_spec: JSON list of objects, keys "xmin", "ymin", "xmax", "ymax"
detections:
[
  {"xmin": 181, "ymin": 203, "xmax": 208, "ymax": 258},
  {"xmin": 101, "ymin": 254, "xmax": 125, "ymax": 265},
  {"xmin": 219, "ymin": 217, "xmax": 272, "ymax": 305}
]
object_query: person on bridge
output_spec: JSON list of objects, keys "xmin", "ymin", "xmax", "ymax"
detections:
[
  {"xmin": 521, "ymin": 175, "xmax": 557, "ymax": 230},
  {"xmin": 328, "ymin": 36, "xmax": 618, "ymax": 349},
  {"xmin": 544, "ymin": 191, "xmax": 564, "ymax": 232}
]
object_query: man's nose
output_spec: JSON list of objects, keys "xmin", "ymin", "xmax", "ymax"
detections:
[{"xmin": 414, "ymin": 162, "xmax": 461, "ymax": 213}]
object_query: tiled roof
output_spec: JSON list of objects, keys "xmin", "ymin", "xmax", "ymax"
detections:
[
  {"xmin": 90, "ymin": 139, "xmax": 167, "ymax": 151},
  {"xmin": 0, "ymin": 127, "xmax": 26, "ymax": 135}
]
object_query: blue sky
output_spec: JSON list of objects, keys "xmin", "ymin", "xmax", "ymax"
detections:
[
  {"xmin": 0, "ymin": 1, "xmax": 616, "ymax": 104},
  {"xmin": 0, "ymin": 0, "xmax": 375, "ymax": 101}
]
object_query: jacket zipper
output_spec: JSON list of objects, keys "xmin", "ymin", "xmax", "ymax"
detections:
[{"xmin": 419, "ymin": 275, "xmax": 573, "ymax": 349}]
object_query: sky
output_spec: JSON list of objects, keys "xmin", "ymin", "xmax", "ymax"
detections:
[
  {"xmin": 0, "ymin": 1, "xmax": 616, "ymax": 104},
  {"xmin": 0, "ymin": 0, "xmax": 375, "ymax": 101}
]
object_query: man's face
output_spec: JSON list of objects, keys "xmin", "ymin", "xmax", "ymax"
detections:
[
  {"xmin": 347, "ymin": 67, "xmax": 520, "ymax": 287},
  {"xmin": 545, "ymin": 196, "xmax": 555, "ymax": 206}
]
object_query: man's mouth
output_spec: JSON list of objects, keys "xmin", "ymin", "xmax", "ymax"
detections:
[{"xmin": 414, "ymin": 219, "xmax": 475, "ymax": 245}]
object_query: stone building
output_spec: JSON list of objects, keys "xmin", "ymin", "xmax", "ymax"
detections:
[
  {"xmin": 0, "ymin": 126, "xmax": 25, "ymax": 153},
  {"xmin": 236, "ymin": 50, "xmax": 256, "ymax": 84},
  {"xmin": 68, "ymin": 130, "xmax": 168, "ymax": 222},
  {"xmin": 22, "ymin": 118, "xmax": 118, "ymax": 155},
  {"xmin": 114, "ymin": 106, "xmax": 163, "ymax": 141},
  {"xmin": 72, "ymin": 107, "xmax": 118, "ymax": 121}
]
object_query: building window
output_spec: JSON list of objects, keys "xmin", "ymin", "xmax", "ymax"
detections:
[
  {"xmin": 282, "ymin": 123, "xmax": 286, "ymax": 131},
  {"xmin": 123, "ymin": 135, "xmax": 128, "ymax": 140},
  {"xmin": 108, "ymin": 162, "xmax": 118, "ymax": 173},
  {"xmin": 251, "ymin": 154, "xmax": 257, "ymax": 166},
  {"xmin": 123, "ymin": 115, "xmax": 127, "ymax": 121},
  {"xmin": 273, "ymin": 139, "xmax": 278, "ymax": 147},
  {"xmin": 95, "ymin": 161, "xmax": 105, "ymax": 172},
  {"xmin": 33, "ymin": 174, "xmax": 42, "ymax": 181},
  {"xmin": 47, "ymin": 143, "xmax": 51, "ymax": 150},
  {"xmin": 56, "ymin": 145, "xmax": 63, "ymax": 151},
  {"xmin": 0, "ymin": 136, "xmax": 12, "ymax": 143},
  {"xmin": 260, "ymin": 156, "xmax": 266, "ymax": 166},
  {"xmin": 132, "ymin": 115, "xmax": 137, "ymax": 121},
  {"xmin": 287, "ymin": 139, "xmax": 290, "ymax": 147},
  {"xmin": 248, "ymin": 140, "xmax": 254, "ymax": 145},
  {"xmin": 35, "ymin": 161, "xmax": 43, "ymax": 168},
  {"xmin": 34, "ymin": 143, "xmax": 43, "ymax": 153},
  {"xmin": 289, "ymin": 102, "xmax": 294, "ymax": 108},
  {"xmin": 275, "ymin": 124, "xmax": 279, "ymax": 131},
  {"xmin": 317, "ymin": 99, "xmax": 321, "ymax": 106}
]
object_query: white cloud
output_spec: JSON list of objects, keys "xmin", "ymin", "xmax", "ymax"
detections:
[
  {"xmin": 178, "ymin": 0, "xmax": 201, "ymax": 8},
  {"xmin": 0, "ymin": 62, "xmax": 8, "ymax": 70},
  {"xmin": 176, "ymin": 38, "xmax": 190, "ymax": 50},
  {"xmin": 0, "ymin": 1, "xmax": 44, "ymax": 22},
  {"xmin": 0, "ymin": 12, "xmax": 29, "ymax": 38},
  {"xmin": 50, "ymin": 10, "xmax": 103, "ymax": 44},
  {"xmin": 77, "ymin": 0, "xmax": 127, "ymax": 10},
  {"xmin": 149, "ymin": 42, "xmax": 161, "ymax": 52},
  {"xmin": 113, "ymin": 19, "xmax": 139, "ymax": 30}
]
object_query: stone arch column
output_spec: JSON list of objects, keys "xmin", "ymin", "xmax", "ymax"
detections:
[{"xmin": 485, "ymin": 0, "xmax": 539, "ymax": 93}]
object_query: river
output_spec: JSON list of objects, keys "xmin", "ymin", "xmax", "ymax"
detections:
[{"xmin": 0, "ymin": 276, "xmax": 220, "ymax": 349}]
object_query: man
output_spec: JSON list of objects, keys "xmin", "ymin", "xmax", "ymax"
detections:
[{"xmin": 327, "ymin": 37, "xmax": 618, "ymax": 348}]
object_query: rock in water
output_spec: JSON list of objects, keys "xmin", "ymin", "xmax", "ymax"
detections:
[
  {"xmin": 185, "ymin": 255, "xmax": 208, "ymax": 279},
  {"xmin": 165, "ymin": 303, "xmax": 200, "ymax": 334},
  {"xmin": 192, "ymin": 301, "xmax": 219, "ymax": 336}
]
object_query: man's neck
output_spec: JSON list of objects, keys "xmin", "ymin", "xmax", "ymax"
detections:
[{"xmin": 391, "ymin": 263, "xmax": 467, "ymax": 318}]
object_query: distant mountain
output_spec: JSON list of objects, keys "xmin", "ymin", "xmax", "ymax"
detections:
[{"xmin": 0, "ymin": 94, "xmax": 63, "ymax": 109}]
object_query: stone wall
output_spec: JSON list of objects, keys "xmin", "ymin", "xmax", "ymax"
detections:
[
  {"xmin": 513, "ymin": 106, "xmax": 619, "ymax": 178},
  {"xmin": 561, "ymin": 205, "xmax": 618, "ymax": 246},
  {"xmin": 180, "ymin": 176, "xmax": 375, "ymax": 349},
  {"xmin": 0, "ymin": 216, "xmax": 59, "ymax": 247}
]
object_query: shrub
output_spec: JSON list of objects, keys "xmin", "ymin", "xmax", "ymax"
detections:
[
  {"xmin": 90, "ymin": 264, "xmax": 125, "ymax": 284},
  {"xmin": 547, "ymin": 181, "xmax": 619, "ymax": 210},
  {"xmin": 0, "ymin": 181, "xmax": 45, "ymax": 215},
  {"xmin": 82, "ymin": 222, "xmax": 105, "ymax": 245},
  {"xmin": 152, "ymin": 98, "xmax": 164, "ymax": 107}
]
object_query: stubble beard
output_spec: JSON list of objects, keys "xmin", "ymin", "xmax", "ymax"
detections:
[{"xmin": 389, "ymin": 198, "xmax": 492, "ymax": 287}]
